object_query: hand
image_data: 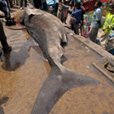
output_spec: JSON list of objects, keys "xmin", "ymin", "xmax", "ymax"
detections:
[{"xmin": 6, "ymin": 18, "xmax": 16, "ymax": 26}]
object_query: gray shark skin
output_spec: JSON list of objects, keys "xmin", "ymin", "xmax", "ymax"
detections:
[{"xmin": 23, "ymin": 8, "xmax": 99, "ymax": 114}]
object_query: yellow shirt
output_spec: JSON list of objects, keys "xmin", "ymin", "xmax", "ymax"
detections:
[{"xmin": 102, "ymin": 12, "xmax": 114, "ymax": 34}]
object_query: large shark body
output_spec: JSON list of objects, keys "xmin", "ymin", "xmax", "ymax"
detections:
[{"xmin": 22, "ymin": 7, "xmax": 99, "ymax": 114}]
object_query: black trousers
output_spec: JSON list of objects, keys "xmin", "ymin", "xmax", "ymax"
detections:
[
  {"xmin": 0, "ymin": 21, "xmax": 9, "ymax": 49},
  {"xmin": 0, "ymin": 0, "xmax": 10, "ymax": 18},
  {"xmin": 20, "ymin": 0, "xmax": 27, "ymax": 7},
  {"xmin": 42, "ymin": 2, "xmax": 47, "ymax": 11},
  {"xmin": 33, "ymin": 0, "xmax": 42, "ymax": 9}
]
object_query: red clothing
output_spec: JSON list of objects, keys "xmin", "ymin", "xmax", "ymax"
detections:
[
  {"xmin": 101, "ymin": 0, "xmax": 109, "ymax": 2},
  {"xmin": 83, "ymin": 0, "xmax": 96, "ymax": 11}
]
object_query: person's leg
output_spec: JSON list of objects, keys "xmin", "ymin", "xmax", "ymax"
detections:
[
  {"xmin": 89, "ymin": 27, "xmax": 99, "ymax": 43},
  {"xmin": 33, "ymin": 0, "xmax": 42, "ymax": 9},
  {"xmin": 0, "ymin": 21, "xmax": 12, "ymax": 54},
  {"xmin": 109, "ymin": 49, "xmax": 114, "ymax": 55},
  {"xmin": 0, "ymin": 0, "xmax": 11, "ymax": 19},
  {"xmin": 55, "ymin": 3, "xmax": 58, "ymax": 15},
  {"xmin": 42, "ymin": 2, "xmax": 47, "ymax": 11},
  {"xmin": 16, "ymin": 0, "xmax": 19, "ymax": 5},
  {"xmin": 7, "ymin": 0, "xmax": 13, "ymax": 8},
  {"xmin": 62, "ymin": 8, "xmax": 68, "ymax": 23},
  {"xmin": 20, "ymin": 0, "xmax": 23, "ymax": 7},
  {"xmin": 73, "ymin": 22, "xmax": 79, "ymax": 34},
  {"xmin": 25, "ymin": 0, "xmax": 27, "ymax": 7},
  {"xmin": 0, "ymin": 1, "xmax": 16, "ymax": 26}
]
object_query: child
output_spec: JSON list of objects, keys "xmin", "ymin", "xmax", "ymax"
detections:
[
  {"xmin": 57, "ymin": 0, "xmax": 69, "ymax": 23},
  {"xmin": 82, "ymin": 8, "xmax": 91, "ymax": 38}
]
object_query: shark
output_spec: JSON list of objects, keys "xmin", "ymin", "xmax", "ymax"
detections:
[{"xmin": 19, "ymin": 7, "xmax": 99, "ymax": 114}]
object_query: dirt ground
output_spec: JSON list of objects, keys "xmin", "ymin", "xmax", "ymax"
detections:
[{"xmin": 0, "ymin": 13, "xmax": 114, "ymax": 114}]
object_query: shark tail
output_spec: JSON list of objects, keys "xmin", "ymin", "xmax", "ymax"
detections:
[{"xmin": 31, "ymin": 65, "xmax": 99, "ymax": 114}]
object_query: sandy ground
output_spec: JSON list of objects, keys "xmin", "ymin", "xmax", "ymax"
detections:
[{"xmin": 0, "ymin": 11, "xmax": 114, "ymax": 114}]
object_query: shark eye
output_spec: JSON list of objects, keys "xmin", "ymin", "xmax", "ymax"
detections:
[
  {"xmin": 60, "ymin": 39, "xmax": 67, "ymax": 47},
  {"xmin": 28, "ymin": 14, "xmax": 34, "ymax": 23}
]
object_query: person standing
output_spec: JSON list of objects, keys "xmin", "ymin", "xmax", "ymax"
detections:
[
  {"xmin": 70, "ymin": 2, "xmax": 83, "ymax": 34},
  {"xmin": 33, "ymin": 0, "xmax": 42, "ymax": 9},
  {"xmin": 82, "ymin": 8, "xmax": 91, "ymax": 37},
  {"xmin": 0, "ymin": 0, "xmax": 16, "ymax": 26},
  {"xmin": 20, "ymin": 0, "xmax": 27, "ymax": 8},
  {"xmin": 42, "ymin": 0, "xmax": 48, "ymax": 11},
  {"xmin": 46, "ymin": 0, "xmax": 56, "ymax": 14},
  {"xmin": 55, "ymin": 0, "xmax": 59, "ymax": 13},
  {"xmin": 89, "ymin": 1, "xmax": 102, "ymax": 43},
  {"xmin": 101, "ymin": 2, "xmax": 114, "ymax": 41},
  {"xmin": 57, "ymin": 0, "xmax": 69, "ymax": 22},
  {"xmin": 0, "ymin": 0, "xmax": 15, "ymax": 55},
  {"xmin": 0, "ymin": 21, "xmax": 12, "ymax": 54},
  {"xmin": 99, "ymin": 2, "xmax": 114, "ymax": 54}
]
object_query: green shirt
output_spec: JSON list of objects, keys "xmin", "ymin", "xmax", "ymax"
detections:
[{"xmin": 102, "ymin": 12, "xmax": 114, "ymax": 34}]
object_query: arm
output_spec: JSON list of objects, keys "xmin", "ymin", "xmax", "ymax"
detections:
[
  {"xmin": 0, "ymin": 0, "xmax": 16, "ymax": 26},
  {"xmin": 0, "ymin": 0, "xmax": 11, "ymax": 19}
]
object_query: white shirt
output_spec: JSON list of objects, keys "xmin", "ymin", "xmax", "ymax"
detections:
[
  {"xmin": 46, "ymin": 0, "xmax": 56, "ymax": 5},
  {"xmin": 56, "ymin": 0, "xmax": 59, "ymax": 3},
  {"xmin": 92, "ymin": 7, "xmax": 102, "ymax": 28}
]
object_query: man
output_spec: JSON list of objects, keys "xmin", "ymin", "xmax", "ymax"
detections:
[
  {"xmin": 0, "ymin": 21, "xmax": 11, "ymax": 54},
  {"xmin": 89, "ymin": 1, "xmax": 102, "ymax": 43},
  {"xmin": 33, "ymin": 0, "xmax": 42, "ymax": 9},
  {"xmin": 20, "ymin": 0, "xmax": 27, "ymax": 8},
  {"xmin": 57, "ymin": 0, "xmax": 69, "ymax": 22},
  {"xmin": 101, "ymin": 2, "xmax": 114, "ymax": 39},
  {"xmin": 70, "ymin": 2, "xmax": 83, "ymax": 34},
  {"xmin": 42, "ymin": 0, "xmax": 48, "ymax": 11},
  {"xmin": 0, "ymin": 0, "xmax": 14, "ymax": 55},
  {"xmin": 0, "ymin": 0, "xmax": 16, "ymax": 26},
  {"xmin": 46, "ymin": 0, "xmax": 56, "ymax": 14},
  {"xmin": 100, "ymin": 2, "xmax": 114, "ymax": 54}
]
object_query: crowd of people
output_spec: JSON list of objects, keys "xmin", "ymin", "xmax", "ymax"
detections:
[
  {"xmin": 30, "ymin": 0, "xmax": 114, "ymax": 44},
  {"xmin": 37, "ymin": 0, "xmax": 114, "ymax": 54},
  {"xmin": 0, "ymin": 0, "xmax": 114, "ymax": 56}
]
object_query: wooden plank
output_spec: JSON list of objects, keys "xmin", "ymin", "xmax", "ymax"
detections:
[
  {"xmin": 92, "ymin": 63, "xmax": 114, "ymax": 84},
  {"xmin": 74, "ymin": 35, "xmax": 114, "ymax": 60}
]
